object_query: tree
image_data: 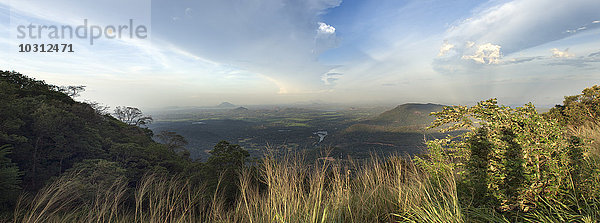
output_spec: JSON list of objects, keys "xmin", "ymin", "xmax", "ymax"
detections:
[
  {"xmin": 113, "ymin": 106, "xmax": 153, "ymax": 127},
  {"xmin": 208, "ymin": 141, "xmax": 250, "ymax": 169},
  {"xmin": 156, "ymin": 131, "xmax": 188, "ymax": 154},
  {"xmin": 0, "ymin": 70, "xmax": 194, "ymax": 212},
  {"xmin": 85, "ymin": 100, "xmax": 110, "ymax": 115},
  {"xmin": 0, "ymin": 145, "xmax": 21, "ymax": 210},
  {"xmin": 206, "ymin": 141, "xmax": 250, "ymax": 204},
  {"xmin": 420, "ymin": 99, "xmax": 572, "ymax": 210},
  {"xmin": 547, "ymin": 85, "xmax": 600, "ymax": 126},
  {"xmin": 59, "ymin": 85, "xmax": 86, "ymax": 98},
  {"xmin": 466, "ymin": 127, "xmax": 493, "ymax": 206},
  {"xmin": 62, "ymin": 159, "xmax": 126, "ymax": 202},
  {"xmin": 500, "ymin": 128, "xmax": 524, "ymax": 210}
]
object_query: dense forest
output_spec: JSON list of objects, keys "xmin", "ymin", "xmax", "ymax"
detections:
[
  {"xmin": 0, "ymin": 71, "xmax": 249, "ymax": 219},
  {"xmin": 1, "ymin": 70, "xmax": 599, "ymax": 222}
]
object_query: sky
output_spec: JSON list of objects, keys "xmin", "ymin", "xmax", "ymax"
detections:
[{"xmin": 1, "ymin": 0, "xmax": 599, "ymax": 109}]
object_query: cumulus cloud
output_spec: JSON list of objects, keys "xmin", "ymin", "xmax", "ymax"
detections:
[
  {"xmin": 551, "ymin": 48, "xmax": 574, "ymax": 58},
  {"xmin": 461, "ymin": 43, "xmax": 502, "ymax": 64},
  {"xmin": 465, "ymin": 41, "xmax": 475, "ymax": 48},
  {"xmin": 438, "ymin": 40, "xmax": 454, "ymax": 57},
  {"xmin": 314, "ymin": 21, "xmax": 338, "ymax": 55},
  {"xmin": 546, "ymin": 49, "xmax": 600, "ymax": 67},
  {"xmin": 433, "ymin": 0, "xmax": 600, "ymax": 74},
  {"xmin": 317, "ymin": 22, "xmax": 335, "ymax": 34}
]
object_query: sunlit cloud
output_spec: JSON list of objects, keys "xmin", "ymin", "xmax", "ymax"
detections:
[
  {"xmin": 461, "ymin": 43, "xmax": 502, "ymax": 64},
  {"xmin": 438, "ymin": 40, "xmax": 454, "ymax": 57},
  {"xmin": 551, "ymin": 48, "xmax": 574, "ymax": 58}
]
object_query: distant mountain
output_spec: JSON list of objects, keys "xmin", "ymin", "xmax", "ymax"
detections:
[
  {"xmin": 216, "ymin": 102, "xmax": 236, "ymax": 108},
  {"xmin": 373, "ymin": 103, "xmax": 445, "ymax": 126},
  {"xmin": 233, "ymin": 106, "xmax": 249, "ymax": 111}
]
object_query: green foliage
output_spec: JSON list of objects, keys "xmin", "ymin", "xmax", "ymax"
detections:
[
  {"xmin": 208, "ymin": 141, "xmax": 250, "ymax": 168},
  {"xmin": 156, "ymin": 131, "xmax": 189, "ymax": 156},
  {"xmin": 374, "ymin": 103, "xmax": 445, "ymax": 126},
  {"xmin": 466, "ymin": 127, "xmax": 493, "ymax": 206},
  {"xmin": 112, "ymin": 106, "xmax": 153, "ymax": 127},
  {"xmin": 499, "ymin": 128, "xmax": 524, "ymax": 210},
  {"xmin": 414, "ymin": 86, "xmax": 600, "ymax": 219},
  {"xmin": 544, "ymin": 86, "xmax": 600, "ymax": 199},
  {"xmin": 414, "ymin": 138, "xmax": 457, "ymax": 177},
  {"xmin": 547, "ymin": 85, "xmax": 600, "ymax": 126},
  {"xmin": 0, "ymin": 70, "xmax": 191, "ymax": 205},
  {"xmin": 0, "ymin": 145, "xmax": 21, "ymax": 210},
  {"xmin": 205, "ymin": 141, "xmax": 250, "ymax": 203},
  {"xmin": 419, "ymin": 99, "xmax": 574, "ymax": 211},
  {"xmin": 62, "ymin": 159, "xmax": 126, "ymax": 201},
  {"xmin": 568, "ymin": 137, "xmax": 585, "ymax": 190}
]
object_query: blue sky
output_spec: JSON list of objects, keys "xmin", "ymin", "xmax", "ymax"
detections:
[{"xmin": 1, "ymin": 0, "xmax": 599, "ymax": 109}]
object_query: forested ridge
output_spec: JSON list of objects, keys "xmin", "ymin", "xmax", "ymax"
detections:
[{"xmin": 0, "ymin": 71, "xmax": 248, "ymax": 216}]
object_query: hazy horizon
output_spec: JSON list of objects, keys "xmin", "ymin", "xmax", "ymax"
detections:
[{"xmin": 2, "ymin": 0, "xmax": 599, "ymax": 109}]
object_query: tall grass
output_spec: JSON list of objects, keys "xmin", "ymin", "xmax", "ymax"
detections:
[
  {"xmin": 11, "ymin": 152, "xmax": 463, "ymax": 222},
  {"xmin": 11, "ymin": 148, "xmax": 600, "ymax": 222},
  {"xmin": 233, "ymin": 151, "xmax": 465, "ymax": 222},
  {"xmin": 568, "ymin": 121, "xmax": 600, "ymax": 158}
]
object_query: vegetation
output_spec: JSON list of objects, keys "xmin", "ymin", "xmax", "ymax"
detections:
[
  {"xmin": 9, "ymin": 151, "xmax": 463, "ymax": 223},
  {"xmin": 1, "ymin": 70, "xmax": 600, "ymax": 222},
  {"xmin": 0, "ymin": 71, "xmax": 257, "ymax": 219},
  {"xmin": 113, "ymin": 106, "xmax": 153, "ymax": 127},
  {"xmin": 372, "ymin": 103, "xmax": 445, "ymax": 127}
]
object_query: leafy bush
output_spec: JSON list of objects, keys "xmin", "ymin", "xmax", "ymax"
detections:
[{"xmin": 416, "ymin": 93, "xmax": 600, "ymax": 218}]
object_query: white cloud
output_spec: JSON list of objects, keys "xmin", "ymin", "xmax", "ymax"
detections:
[
  {"xmin": 568, "ymin": 26, "xmax": 588, "ymax": 33},
  {"xmin": 465, "ymin": 41, "xmax": 475, "ymax": 48},
  {"xmin": 461, "ymin": 43, "xmax": 502, "ymax": 64},
  {"xmin": 318, "ymin": 22, "xmax": 335, "ymax": 34},
  {"xmin": 433, "ymin": 0, "xmax": 600, "ymax": 74},
  {"xmin": 438, "ymin": 40, "xmax": 454, "ymax": 57},
  {"xmin": 592, "ymin": 20, "xmax": 600, "ymax": 24},
  {"xmin": 320, "ymin": 70, "xmax": 342, "ymax": 85},
  {"xmin": 551, "ymin": 48, "xmax": 574, "ymax": 58}
]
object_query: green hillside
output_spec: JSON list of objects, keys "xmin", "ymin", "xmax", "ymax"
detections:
[
  {"xmin": 0, "ymin": 71, "xmax": 197, "ymax": 209},
  {"xmin": 342, "ymin": 103, "xmax": 445, "ymax": 134},
  {"xmin": 373, "ymin": 103, "xmax": 445, "ymax": 126}
]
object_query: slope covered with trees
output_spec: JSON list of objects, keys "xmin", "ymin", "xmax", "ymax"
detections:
[
  {"xmin": 373, "ymin": 103, "xmax": 445, "ymax": 126},
  {"xmin": 0, "ymin": 71, "xmax": 250, "ymax": 215}
]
